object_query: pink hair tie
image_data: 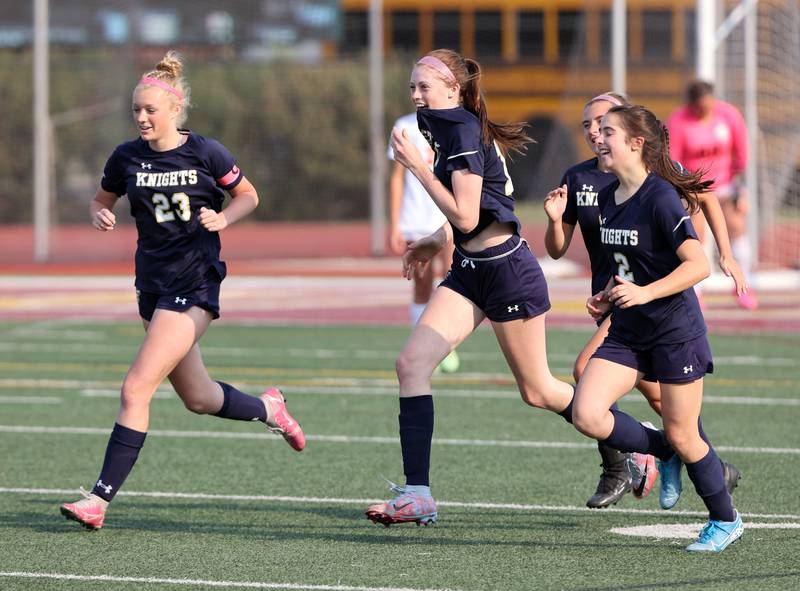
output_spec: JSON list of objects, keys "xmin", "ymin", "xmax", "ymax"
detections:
[
  {"xmin": 139, "ymin": 76, "xmax": 184, "ymax": 101},
  {"xmin": 589, "ymin": 93, "xmax": 623, "ymax": 107},
  {"xmin": 416, "ymin": 55, "xmax": 456, "ymax": 83}
]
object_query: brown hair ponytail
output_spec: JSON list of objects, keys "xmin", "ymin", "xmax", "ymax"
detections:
[{"xmin": 607, "ymin": 105, "xmax": 711, "ymax": 212}]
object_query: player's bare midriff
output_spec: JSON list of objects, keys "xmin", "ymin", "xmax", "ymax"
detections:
[{"xmin": 460, "ymin": 220, "xmax": 516, "ymax": 253}]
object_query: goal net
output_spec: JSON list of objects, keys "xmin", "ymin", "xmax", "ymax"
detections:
[{"xmin": 717, "ymin": 0, "xmax": 800, "ymax": 269}]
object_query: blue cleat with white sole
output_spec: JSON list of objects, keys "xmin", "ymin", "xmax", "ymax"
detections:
[
  {"xmin": 686, "ymin": 511, "xmax": 744, "ymax": 552},
  {"xmin": 657, "ymin": 453, "xmax": 683, "ymax": 509}
]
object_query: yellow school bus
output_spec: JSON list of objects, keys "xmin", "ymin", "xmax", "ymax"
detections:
[{"xmin": 339, "ymin": 0, "xmax": 698, "ymax": 179}]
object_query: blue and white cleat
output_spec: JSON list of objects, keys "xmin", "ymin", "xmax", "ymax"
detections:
[
  {"xmin": 686, "ymin": 511, "xmax": 744, "ymax": 552},
  {"xmin": 657, "ymin": 453, "xmax": 683, "ymax": 509}
]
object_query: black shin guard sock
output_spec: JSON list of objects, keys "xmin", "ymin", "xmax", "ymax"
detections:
[
  {"xmin": 558, "ymin": 387, "xmax": 575, "ymax": 424},
  {"xmin": 399, "ymin": 395, "xmax": 434, "ymax": 486},
  {"xmin": 686, "ymin": 448, "xmax": 736, "ymax": 522},
  {"xmin": 91, "ymin": 423, "xmax": 147, "ymax": 502},
  {"xmin": 602, "ymin": 409, "xmax": 673, "ymax": 459},
  {"xmin": 214, "ymin": 381, "xmax": 267, "ymax": 422}
]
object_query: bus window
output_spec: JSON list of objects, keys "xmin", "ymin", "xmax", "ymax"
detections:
[
  {"xmin": 392, "ymin": 11, "xmax": 419, "ymax": 53},
  {"xmin": 341, "ymin": 10, "xmax": 367, "ymax": 54},
  {"xmin": 433, "ymin": 11, "xmax": 460, "ymax": 52},
  {"xmin": 475, "ymin": 10, "xmax": 502, "ymax": 59},
  {"xmin": 642, "ymin": 10, "xmax": 672, "ymax": 61},
  {"xmin": 518, "ymin": 10, "xmax": 544, "ymax": 60},
  {"xmin": 558, "ymin": 11, "xmax": 585, "ymax": 59}
]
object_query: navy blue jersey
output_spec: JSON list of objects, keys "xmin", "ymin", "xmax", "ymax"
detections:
[
  {"xmin": 101, "ymin": 132, "xmax": 243, "ymax": 293},
  {"xmin": 598, "ymin": 173, "xmax": 706, "ymax": 347},
  {"xmin": 560, "ymin": 158, "xmax": 617, "ymax": 295},
  {"xmin": 416, "ymin": 107, "xmax": 520, "ymax": 245}
]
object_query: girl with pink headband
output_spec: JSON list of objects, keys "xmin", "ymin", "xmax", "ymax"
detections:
[
  {"xmin": 59, "ymin": 50, "xmax": 305, "ymax": 531},
  {"xmin": 366, "ymin": 49, "xmax": 578, "ymax": 527},
  {"xmin": 543, "ymin": 93, "xmax": 743, "ymax": 510}
]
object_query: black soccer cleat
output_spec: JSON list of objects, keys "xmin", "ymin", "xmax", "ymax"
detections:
[
  {"xmin": 586, "ymin": 442, "xmax": 632, "ymax": 509},
  {"xmin": 722, "ymin": 461, "xmax": 741, "ymax": 495}
]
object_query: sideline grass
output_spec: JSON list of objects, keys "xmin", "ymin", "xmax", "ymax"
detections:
[{"xmin": 0, "ymin": 321, "xmax": 798, "ymax": 591}]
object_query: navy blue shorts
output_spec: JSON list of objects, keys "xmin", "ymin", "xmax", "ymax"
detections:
[
  {"xmin": 592, "ymin": 333, "xmax": 714, "ymax": 384},
  {"xmin": 440, "ymin": 235, "xmax": 551, "ymax": 322},
  {"xmin": 136, "ymin": 276, "xmax": 221, "ymax": 322}
]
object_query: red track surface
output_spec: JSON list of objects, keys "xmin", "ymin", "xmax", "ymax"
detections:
[{"xmin": 1, "ymin": 224, "xmax": 798, "ymax": 332}]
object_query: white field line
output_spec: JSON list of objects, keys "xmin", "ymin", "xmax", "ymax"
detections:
[
  {"xmin": 2, "ymin": 487, "xmax": 799, "ymax": 521},
  {"xmin": 0, "ymin": 340, "xmax": 796, "ymax": 366},
  {"xmin": 0, "ymin": 425, "xmax": 798, "ymax": 456},
  {"xmin": 0, "ymin": 572, "xmax": 461, "ymax": 591},
  {"xmin": 611, "ymin": 522, "xmax": 800, "ymax": 539},
  {"xmin": 0, "ymin": 396, "xmax": 60, "ymax": 404},
  {"xmin": 0, "ymin": 378, "xmax": 796, "ymax": 406},
  {"xmin": 79, "ymin": 387, "xmax": 800, "ymax": 407}
]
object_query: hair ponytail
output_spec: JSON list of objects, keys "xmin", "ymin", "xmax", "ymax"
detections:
[
  {"xmin": 424, "ymin": 49, "xmax": 533, "ymax": 157},
  {"xmin": 607, "ymin": 105, "xmax": 711, "ymax": 212}
]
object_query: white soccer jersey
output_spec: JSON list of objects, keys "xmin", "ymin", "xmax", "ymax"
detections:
[{"xmin": 388, "ymin": 112, "xmax": 447, "ymax": 240}]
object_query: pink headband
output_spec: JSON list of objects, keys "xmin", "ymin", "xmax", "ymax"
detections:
[
  {"xmin": 139, "ymin": 76, "xmax": 184, "ymax": 101},
  {"xmin": 416, "ymin": 55, "xmax": 456, "ymax": 83},
  {"xmin": 588, "ymin": 93, "xmax": 623, "ymax": 107}
]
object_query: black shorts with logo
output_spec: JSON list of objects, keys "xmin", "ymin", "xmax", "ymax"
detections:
[
  {"xmin": 440, "ymin": 234, "xmax": 551, "ymax": 322},
  {"xmin": 136, "ymin": 272, "xmax": 222, "ymax": 322},
  {"xmin": 592, "ymin": 332, "xmax": 714, "ymax": 384}
]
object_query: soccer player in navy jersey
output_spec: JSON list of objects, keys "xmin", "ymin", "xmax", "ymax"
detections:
[
  {"xmin": 59, "ymin": 51, "xmax": 305, "ymax": 531},
  {"xmin": 365, "ymin": 49, "xmax": 576, "ymax": 527},
  {"xmin": 571, "ymin": 104, "xmax": 743, "ymax": 552},
  {"xmin": 544, "ymin": 94, "xmax": 744, "ymax": 509}
]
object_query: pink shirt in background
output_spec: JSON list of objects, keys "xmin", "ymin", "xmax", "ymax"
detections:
[{"xmin": 667, "ymin": 100, "xmax": 748, "ymax": 196}]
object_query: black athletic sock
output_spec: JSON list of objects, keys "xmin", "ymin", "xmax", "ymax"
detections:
[
  {"xmin": 399, "ymin": 395, "xmax": 434, "ymax": 486},
  {"xmin": 213, "ymin": 381, "xmax": 267, "ymax": 422},
  {"xmin": 602, "ymin": 409, "xmax": 673, "ymax": 459},
  {"xmin": 686, "ymin": 448, "xmax": 736, "ymax": 522},
  {"xmin": 558, "ymin": 387, "xmax": 575, "ymax": 424},
  {"xmin": 91, "ymin": 423, "xmax": 147, "ymax": 502}
]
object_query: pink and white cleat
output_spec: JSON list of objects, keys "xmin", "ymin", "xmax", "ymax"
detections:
[
  {"xmin": 261, "ymin": 387, "xmax": 305, "ymax": 451},
  {"xmin": 365, "ymin": 482, "xmax": 438, "ymax": 527},
  {"xmin": 60, "ymin": 488, "xmax": 107, "ymax": 530},
  {"xmin": 628, "ymin": 452, "xmax": 659, "ymax": 499}
]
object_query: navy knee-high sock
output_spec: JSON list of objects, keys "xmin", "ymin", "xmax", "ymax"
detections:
[
  {"xmin": 557, "ymin": 386, "xmax": 575, "ymax": 424},
  {"xmin": 686, "ymin": 448, "xmax": 736, "ymax": 522},
  {"xmin": 213, "ymin": 381, "xmax": 267, "ymax": 422},
  {"xmin": 91, "ymin": 423, "xmax": 147, "ymax": 502},
  {"xmin": 399, "ymin": 395, "xmax": 434, "ymax": 486},
  {"xmin": 601, "ymin": 409, "xmax": 673, "ymax": 459}
]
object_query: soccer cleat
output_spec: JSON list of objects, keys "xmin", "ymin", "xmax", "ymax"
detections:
[
  {"xmin": 365, "ymin": 481, "xmax": 438, "ymax": 527},
  {"xmin": 722, "ymin": 461, "xmax": 742, "ymax": 495},
  {"xmin": 60, "ymin": 487, "xmax": 107, "ymax": 530},
  {"xmin": 437, "ymin": 350, "xmax": 460, "ymax": 374},
  {"xmin": 657, "ymin": 453, "xmax": 683, "ymax": 509},
  {"xmin": 628, "ymin": 452, "xmax": 659, "ymax": 499},
  {"xmin": 735, "ymin": 288, "xmax": 758, "ymax": 310},
  {"xmin": 686, "ymin": 511, "xmax": 744, "ymax": 552},
  {"xmin": 586, "ymin": 443, "xmax": 632, "ymax": 509},
  {"xmin": 261, "ymin": 387, "xmax": 305, "ymax": 451}
]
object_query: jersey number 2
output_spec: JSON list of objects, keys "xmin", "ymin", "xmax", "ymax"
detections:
[
  {"xmin": 613, "ymin": 252, "xmax": 635, "ymax": 282},
  {"xmin": 152, "ymin": 192, "xmax": 191, "ymax": 223}
]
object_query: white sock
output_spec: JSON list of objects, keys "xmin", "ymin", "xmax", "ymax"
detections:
[
  {"xmin": 405, "ymin": 484, "xmax": 432, "ymax": 497},
  {"xmin": 410, "ymin": 303, "xmax": 426, "ymax": 326},
  {"xmin": 731, "ymin": 236, "xmax": 752, "ymax": 278}
]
